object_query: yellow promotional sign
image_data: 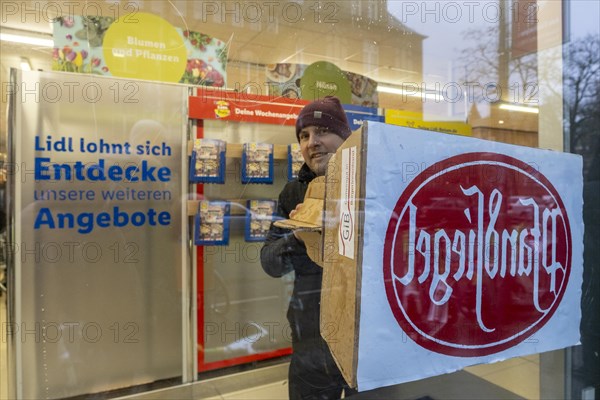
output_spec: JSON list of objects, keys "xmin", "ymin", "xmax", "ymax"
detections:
[
  {"xmin": 102, "ymin": 12, "xmax": 187, "ymax": 83},
  {"xmin": 385, "ymin": 109, "xmax": 472, "ymax": 136}
]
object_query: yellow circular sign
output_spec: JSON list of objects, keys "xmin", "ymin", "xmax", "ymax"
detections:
[{"xmin": 102, "ymin": 12, "xmax": 187, "ymax": 82}]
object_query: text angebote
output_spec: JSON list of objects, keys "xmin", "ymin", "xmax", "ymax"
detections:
[{"xmin": 33, "ymin": 135, "xmax": 175, "ymax": 234}]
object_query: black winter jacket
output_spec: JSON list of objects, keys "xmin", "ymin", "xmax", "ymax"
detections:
[{"xmin": 260, "ymin": 163, "xmax": 324, "ymax": 344}]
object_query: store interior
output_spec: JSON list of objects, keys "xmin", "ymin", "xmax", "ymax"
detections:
[{"xmin": 0, "ymin": 1, "xmax": 538, "ymax": 145}]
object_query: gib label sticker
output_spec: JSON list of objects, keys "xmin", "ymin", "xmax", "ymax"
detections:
[
  {"xmin": 383, "ymin": 152, "xmax": 572, "ymax": 357},
  {"xmin": 339, "ymin": 146, "xmax": 357, "ymax": 259}
]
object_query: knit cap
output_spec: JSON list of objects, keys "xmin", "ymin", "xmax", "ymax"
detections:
[{"xmin": 295, "ymin": 96, "xmax": 351, "ymax": 141}]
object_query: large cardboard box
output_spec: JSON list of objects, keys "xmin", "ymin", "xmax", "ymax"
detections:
[{"xmin": 321, "ymin": 121, "xmax": 583, "ymax": 391}]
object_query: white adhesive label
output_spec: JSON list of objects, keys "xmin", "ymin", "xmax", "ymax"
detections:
[{"xmin": 338, "ymin": 146, "xmax": 357, "ymax": 259}]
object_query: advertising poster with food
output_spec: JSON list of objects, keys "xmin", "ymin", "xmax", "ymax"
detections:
[
  {"xmin": 356, "ymin": 122, "xmax": 583, "ymax": 390},
  {"xmin": 189, "ymin": 138, "xmax": 226, "ymax": 184},
  {"xmin": 245, "ymin": 200, "xmax": 277, "ymax": 242},
  {"xmin": 52, "ymin": 13, "xmax": 227, "ymax": 86},
  {"xmin": 287, "ymin": 143, "xmax": 304, "ymax": 180},
  {"xmin": 195, "ymin": 201, "xmax": 231, "ymax": 246},
  {"xmin": 241, "ymin": 142, "xmax": 274, "ymax": 184},
  {"xmin": 266, "ymin": 62, "xmax": 379, "ymax": 107}
]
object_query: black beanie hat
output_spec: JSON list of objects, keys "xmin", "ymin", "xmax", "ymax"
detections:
[{"xmin": 295, "ymin": 96, "xmax": 352, "ymax": 141}]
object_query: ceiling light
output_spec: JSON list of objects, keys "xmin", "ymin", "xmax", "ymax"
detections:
[
  {"xmin": 0, "ymin": 32, "xmax": 53, "ymax": 48},
  {"xmin": 499, "ymin": 103, "xmax": 539, "ymax": 114},
  {"xmin": 377, "ymin": 84, "xmax": 440, "ymax": 101}
]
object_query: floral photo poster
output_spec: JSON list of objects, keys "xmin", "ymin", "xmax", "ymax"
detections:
[{"xmin": 52, "ymin": 15, "xmax": 228, "ymax": 87}]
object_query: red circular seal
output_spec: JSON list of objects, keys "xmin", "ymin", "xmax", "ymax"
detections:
[{"xmin": 383, "ymin": 153, "xmax": 572, "ymax": 357}]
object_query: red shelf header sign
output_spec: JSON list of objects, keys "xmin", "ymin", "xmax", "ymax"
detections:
[{"xmin": 189, "ymin": 91, "xmax": 308, "ymax": 126}]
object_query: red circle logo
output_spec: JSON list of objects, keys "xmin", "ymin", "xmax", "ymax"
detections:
[{"xmin": 383, "ymin": 153, "xmax": 572, "ymax": 357}]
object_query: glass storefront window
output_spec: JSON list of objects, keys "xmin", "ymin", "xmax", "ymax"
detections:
[
  {"xmin": 565, "ymin": 2, "xmax": 600, "ymax": 399},
  {"xmin": 1, "ymin": 1, "xmax": 598, "ymax": 398}
]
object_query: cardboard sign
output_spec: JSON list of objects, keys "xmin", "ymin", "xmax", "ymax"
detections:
[{"xmin": 321, "ymin": 121, "xmax": 583, "ymax": 391}]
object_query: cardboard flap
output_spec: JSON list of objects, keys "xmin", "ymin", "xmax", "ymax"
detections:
[
  {"xmin": 272, "ymin": 218, "xmax": 320, "ymax": 231},
  {"xmin": 305, "ymin": 176, "xmax": 325, "ymax": 199},
  {"xmin": 273, "ymin": 176, "xmax": 326, "ymax": 266},
  {"xmin": 295, "ymin": 230, "xmax": 324, "ymax": 266},
  {"xmin": 321, "ymin": 127, "xmax": 365, "ymax": 389},
  {"xmin": 273, "ymin": 177, "xmax": 325, "ymax": 231}
]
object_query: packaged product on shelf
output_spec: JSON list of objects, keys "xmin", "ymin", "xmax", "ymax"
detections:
[
  {"xmin": 241, "ymin": 142, "xmax": 274, "ymax": 184},
  {"xmin": 287, "ymin": 142, "xmax": 303, "ymax": 180},
  {"xmin": 189, "ymin": 138, "xmax": 226, "ymax": 183},
  {"xmin": 194, "ymin": 200, "xmax": 230, "ymax": 246},
  {"xmin": 245, "ymin": 199, "xmax": 277, "ymax": 242}
]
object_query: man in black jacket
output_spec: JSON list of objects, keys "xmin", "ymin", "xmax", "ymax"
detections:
[{"xmin": 261, "ymin": 96, "xmax": 353, "ymax": 400}]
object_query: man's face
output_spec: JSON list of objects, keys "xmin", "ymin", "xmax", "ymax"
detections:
[{"xmin": 298, "ymin": 125, "xmax": 345, "ymax": 176}]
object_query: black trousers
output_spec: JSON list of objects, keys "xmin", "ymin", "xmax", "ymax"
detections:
[{"xmin": 288, "ymin": 336, "xmax": 355, "ymax": 400}]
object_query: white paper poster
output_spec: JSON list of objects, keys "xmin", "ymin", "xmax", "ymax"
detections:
[{"xmin": 357, "ymin": 122, "xmax": 583, "ymax": 391}]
